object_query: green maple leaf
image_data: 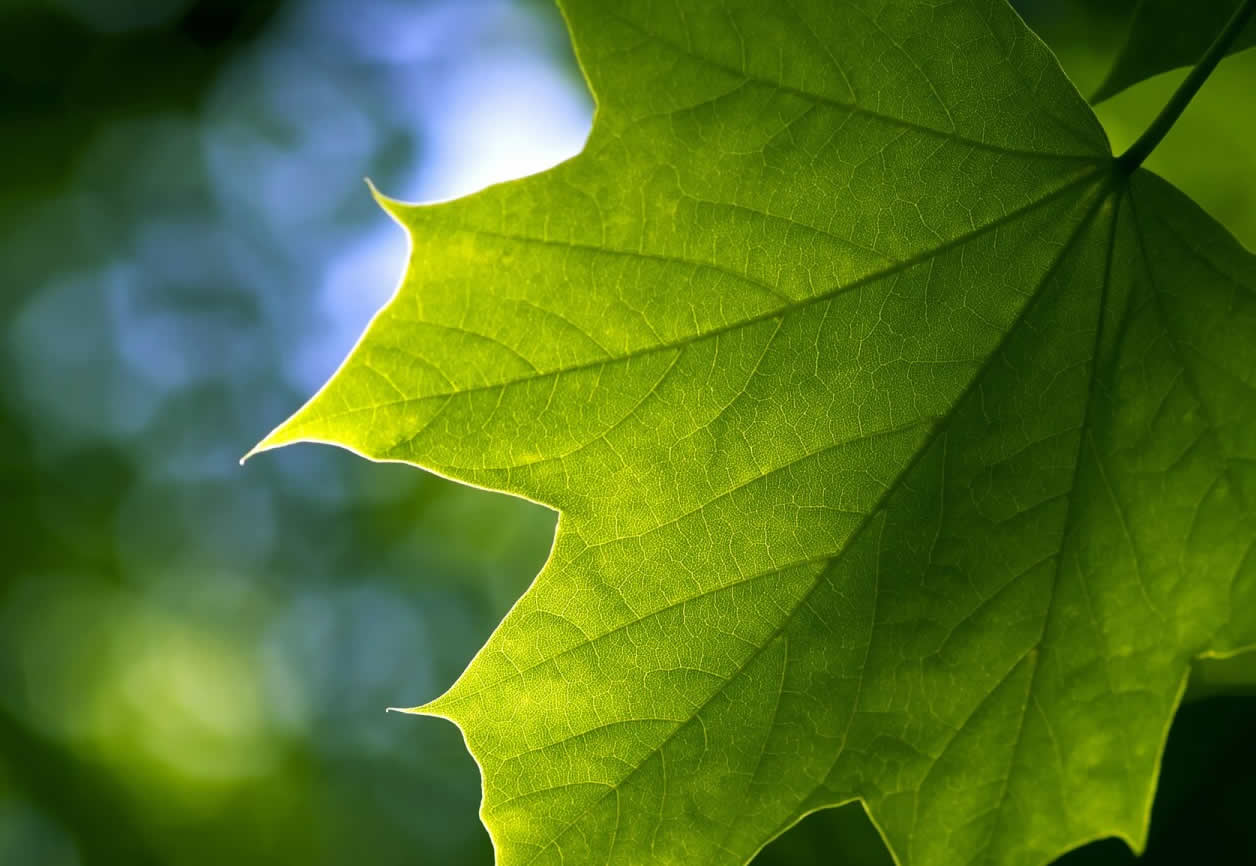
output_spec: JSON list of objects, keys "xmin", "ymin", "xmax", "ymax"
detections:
[
  {"xmin": 1089, "ymin": 0, "xmax": 1256, "ymax": 102},
  {"xmin": 248, "ymin": 1, "xmax": 1256, "ymax": 864}
]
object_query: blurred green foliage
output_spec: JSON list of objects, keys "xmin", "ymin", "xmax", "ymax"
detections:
[
  {"xmin": 1, "ymin": 0, "xmax": 1251, "ymax": 863},
  {"xmin": 0, "ymin": 1, "xmax": 578, "ymax": 863}
]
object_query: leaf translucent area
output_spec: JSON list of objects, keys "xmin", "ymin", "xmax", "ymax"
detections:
[
  {"xmin": 1091, "ymin": 0, "xmax": 1256, "ymax": 102},
  {"xmin": 251, "ymin": 1, "xmax": 1256, "ymax": 865}
]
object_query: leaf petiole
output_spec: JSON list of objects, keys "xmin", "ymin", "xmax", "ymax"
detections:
[{"xmin": 1117, "ymin": 0, "xmax": 1256, "ymax": 172}]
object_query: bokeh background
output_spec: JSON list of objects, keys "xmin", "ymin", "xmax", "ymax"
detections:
[{"xmin": 0, "ymin": 1, "xmax": 1251, "ymax": 864}]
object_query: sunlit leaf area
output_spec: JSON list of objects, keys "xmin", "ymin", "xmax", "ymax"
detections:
[{"xmin": 2, "ymin": 1, "xmax": 1253, "ymax": 865}]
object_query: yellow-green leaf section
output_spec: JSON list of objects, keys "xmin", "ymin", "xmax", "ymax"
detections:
[{"xmin": 249, "ymin": 1, "xmax": 1256, "ymax": 864}]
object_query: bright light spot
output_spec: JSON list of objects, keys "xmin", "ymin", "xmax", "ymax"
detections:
[
  {"xmin": 106, "ymin": 614, "xmax": 273, "ymax": 782},
  {"xmin": 410, "ymin": 51, "xmax": 591, "ymax": 202},
  {"xmin": 282, "ymin": 223, "xmax": 409, "ymax": 392},
  {"xmin": 1, "ymin": 578, "xmax": 281, "ymax": 803}
]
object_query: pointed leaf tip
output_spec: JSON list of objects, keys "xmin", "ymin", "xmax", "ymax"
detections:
[
  {"xmin": 365, "ymin": 177, "xmax": 411, "ymax": 225},
  {"xmin": 386, "ymin": 705, "xmax": 432, "ymax": 716}
]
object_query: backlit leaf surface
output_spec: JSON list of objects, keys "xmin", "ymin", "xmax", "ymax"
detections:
[{"xmin": 251, "ymin": 1, "xmax": 1256, "ymax": 863}]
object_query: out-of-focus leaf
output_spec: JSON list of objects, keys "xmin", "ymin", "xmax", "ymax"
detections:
[
  {"xmin": 253, "ymin": 1, "xmax": 1256, "ymax": 864},
  {"xmin": 1092, "ymin": 0, "xmax": 1255, "ymax": 101},
  {"xmin": 1017, "ymin": 0, "xmax": 1256, "ymax": 102}
]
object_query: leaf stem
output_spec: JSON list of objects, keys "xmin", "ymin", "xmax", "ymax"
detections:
[{"xmin": 1116, "ymin": 0, "xmax": 1256, "ymax": 172}]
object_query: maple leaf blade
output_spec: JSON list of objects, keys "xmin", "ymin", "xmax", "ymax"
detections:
[{"xmin": 250, "ymin": 2, "xmax": 1256, "ymax": 866}]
